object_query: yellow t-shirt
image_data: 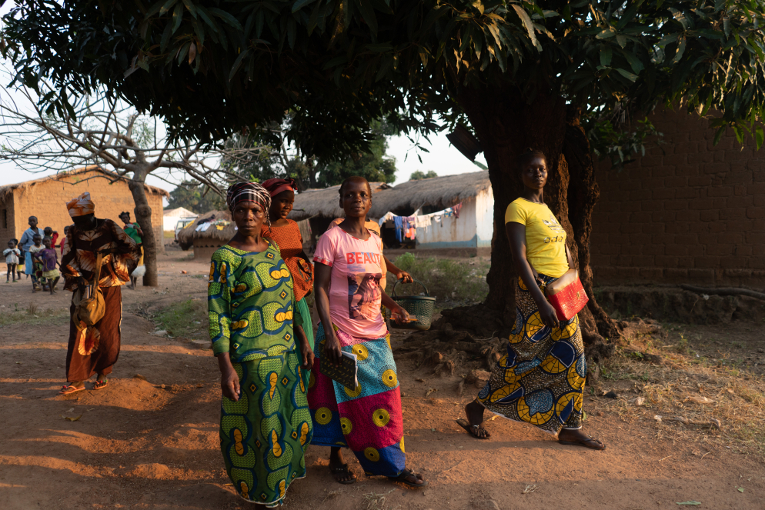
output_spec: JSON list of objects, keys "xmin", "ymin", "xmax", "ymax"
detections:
[{"xmin": 505, "ymin": 198, "xmax": 568, "ymax": 278}]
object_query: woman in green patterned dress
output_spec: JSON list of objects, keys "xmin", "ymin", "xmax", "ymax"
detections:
[{"xmin": 209, "ymin": 182, "xmax": 315, "ymax": 507}]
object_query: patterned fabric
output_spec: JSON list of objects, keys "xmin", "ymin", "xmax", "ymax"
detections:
[
  {"xmin": 262, "ymin": 220, "xmax": 313, "ymax": 302},
  {"xmin": 262, "ymin": 178, "xmax": 297, "ymax": 198},
  {"xmin": 476, "ymin": 275, "xmax": 586, "ymax": 433},
  {"xmin": 60, "ymin": 219, "xmax": 140, "ymax": 291},
  {"xmin": 208, "ymin": 244, "xmax": 298, "ymax": 361},
  {"xmin": 226, "ymin": 182, "xmax": 271, "ymax": 223},
  {"xmin": 308, "ymin": 323, "xmax": 406, "ymax": 477},
  {"xmin": 294, "ymin": 297, "xmax": 315, "ymax": 362},
  {"xmin": 220, "ymin": 351, "xmax": 312, "ymax": 506},
  {"xmin": 66, "ymin": 286, "xmax": 123, "ymax": 382},
  {"xmin": 39, "ymin": 248, "xmax": 58, "ymax": 271},
  {"xmin": 66, "ymin": 192, "xmax": 95, "ymax": 217}
]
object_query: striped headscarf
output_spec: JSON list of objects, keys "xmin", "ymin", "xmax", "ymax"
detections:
[{"xmin": 226, "ymin": 182, "xmax": 272, "ymax": 225}]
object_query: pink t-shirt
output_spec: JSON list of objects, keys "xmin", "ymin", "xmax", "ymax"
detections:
[{"xmin": 313, "ymin": 226, "xmax": 387, "ymax": 340}]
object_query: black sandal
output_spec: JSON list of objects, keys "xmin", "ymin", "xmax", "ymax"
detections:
[
  {"xmin": 330, "ymin": 462, "xmax": 356, "ymax": 484},
  {"xmin": 388, "ymin": 468, "xmax": 427, "ymax": 488}
]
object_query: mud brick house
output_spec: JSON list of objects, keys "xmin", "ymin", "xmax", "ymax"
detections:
[
  {"xmin": 0, "ymin": 167, "xmax": 169, "ymax": 250},
  {"xmin": 591, "ymin": 106, "xmax": 765, "ymax": 288}
]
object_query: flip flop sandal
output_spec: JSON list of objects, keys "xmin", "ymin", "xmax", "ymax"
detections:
[
  {"xmin": 59, "ymin": 384, "xmax": 85, "ymax": 395},
  {"xmin": 330, "ymin": 462, "xmax": 357, "ymax": 485},
  {"xmin": 558, "ymin": 435, "xmax": 606, "ymax": 450},
  {"xmin": 455, "ymin": 418, "xmax": 491, "ymax": 439},
  {"xmin": 388, "ymin": 468, "xmax": 428, "ymax": 488},
  {"xmin": 94, "ymin": 378, "xmax": 108, "ymax": 390}
]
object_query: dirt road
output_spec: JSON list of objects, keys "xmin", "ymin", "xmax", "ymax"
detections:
[{"xmin": 1, "ymin": 249, "xmax": 763, "ymax": 509}]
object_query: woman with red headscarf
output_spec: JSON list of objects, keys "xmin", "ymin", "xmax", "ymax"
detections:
[{"xmin": 261, "ymin": 179, "xmax": 316, "ymax": 367}]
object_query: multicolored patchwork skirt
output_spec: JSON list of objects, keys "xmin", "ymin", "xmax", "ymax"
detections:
[
  {"xmin": 477, "ymin": 275, "xmax": 587, "ymax": 434},
  {"xmin": 220, "ymin": 349, "xmax": 312, "ymax": 506},
  {"xmin": 308, "ymin": 323, "xmax": 406, "ymax": 477}
]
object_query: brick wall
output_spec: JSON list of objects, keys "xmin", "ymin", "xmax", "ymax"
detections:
[
  {"xmin": 7, "ymin": 170, "xmax": 166, "ymax": 252},
  {"xmin": 591, "ymin": 106, "xmax": 765, "ymax": 288}
]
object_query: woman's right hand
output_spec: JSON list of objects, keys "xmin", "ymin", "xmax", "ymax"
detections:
[
  {"xmin": 324, "ymin": 330, "xmax": 343, "ymax": 365},
  {"xmin": 537, "ymin": 299, "xmax": 560, "ymax": 329},
  {"xmin": 220, "ymin": 364, "xmax": 240, "ymax": 401}
]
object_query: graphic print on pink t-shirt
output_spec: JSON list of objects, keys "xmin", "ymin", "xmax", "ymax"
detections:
[{"xmin": 348, "ymin": 272, "xmax": 382, "ymax": 320}]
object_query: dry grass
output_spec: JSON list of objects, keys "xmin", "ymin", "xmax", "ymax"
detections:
[{"xmin": 597, "ymin": 320, "xmax": 765, "ymax": 454}]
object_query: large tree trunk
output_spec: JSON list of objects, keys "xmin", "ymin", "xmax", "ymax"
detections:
[
  {"xmin": 127, "ymin": 169, "xmax": 159, "ymax": 287},
  {"xmin": 564, "ymin": 107, "xmax": 621, "ymax": 343},
  {"xmin": 455, "ymin": 84, "xmax": 618, "ymax": 358}
]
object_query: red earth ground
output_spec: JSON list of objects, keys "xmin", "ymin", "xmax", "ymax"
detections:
[{"xmin": 0, "ymin": 247, "xmax": 763, "ymax": 510}]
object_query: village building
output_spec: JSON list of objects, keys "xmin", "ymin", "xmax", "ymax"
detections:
[
  {"xmin": 0, "ymin": 167, "xmax": 168, "ymax": 250},
  {"xmin": 591, "ymin": 106, "xmax": 765, "ymax": 288},
  {"xmin": 289, "ymin": 171, "xmax": 494, "ymax": 255},
  {"xmin": 176, "ymin": 210, "xmax": 235, "ymax": 261},
  {"xmin": 163, "ymin": 207, "xmax": 198, "ymax": 231}
]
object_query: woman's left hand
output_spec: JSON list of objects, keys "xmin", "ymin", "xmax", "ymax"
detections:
[
  {"xmin": 396, "ymin": 271, "xmax": 413, "ymax": 284},
  {"xmin": 299, "ymin": 341, "xmax": 315, "ymax": 371},
  {"xmin": 391, "ymin": 305, "xmax": 410, "ymax": 324}
]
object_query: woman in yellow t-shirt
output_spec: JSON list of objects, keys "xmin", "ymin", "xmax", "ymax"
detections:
[{"xmin": 460, "ymin": 149, "xmax": 605, "ymax": 450}]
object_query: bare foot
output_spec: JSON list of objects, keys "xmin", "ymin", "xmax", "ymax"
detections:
[
  {"xmin": 461, "ymin": 400, "xmax": 490, "ymax": 438},
  {"xmin": 558, "ymin": 428, "xmax": 605, "ymax": 450},
  {"xmin": 329, "ymin": 447, "xmax": 356, "ymax": 484}
]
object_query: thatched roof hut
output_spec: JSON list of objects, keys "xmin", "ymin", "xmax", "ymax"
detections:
[
  {"xmin": 288, "ymin": 170, "xmax": 490, "ymax": 220},
  {"xmin": 177, "ymin": 210, "xmax": 235, "ymax": 259},
  {"xmin": 288, "ymin": 182, "xmax": 391, "ymax": 221}
]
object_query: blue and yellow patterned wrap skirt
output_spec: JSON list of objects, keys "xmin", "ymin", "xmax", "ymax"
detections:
[
  {"xmin": 220, "ymin": 350, "xmax": 313, "ymax": 506},
  {"xmin": 477, "ymin": 275, "xmax": 586, "ymax": 433}
]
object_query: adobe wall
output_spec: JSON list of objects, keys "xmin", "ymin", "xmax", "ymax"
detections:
[
  {"xmin": 590, "ymin": 106, "xmax": 765, "ymax": 288},
  {"xmin": 9, "ymin": 171, "xmax": 166, "ymax": 252},
  {"xmin": 0, "ymin": 196, "xmax": 17, "ymax": 247}
]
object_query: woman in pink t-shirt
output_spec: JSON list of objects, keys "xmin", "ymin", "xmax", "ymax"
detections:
[{"xmin": 309, "ymin": 176, "xmax": 426, "ymax": 488}]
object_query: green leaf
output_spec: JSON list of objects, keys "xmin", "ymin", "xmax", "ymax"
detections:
[
  {"xmin": 181, "ymin": 0, "xmax": 197, "ymax": 19},
  {"xmin": 756, "ymin": 125, "xmax": 764, "ymax": 150},
  {"xmin": 511, "ymin": 4, "xmax": 541, "ymax": 51},
  {"xmin": 172, "ymin": 2, "xmax": 184, "ymax": 34},
  {"xmin": 596, "ymin": 28, "xmax": 615, "ymax": 39},
  {"xmin": 209, "ymin": 7, "xmax": 244, "ymax": 31},
  {"xmin": 621, "ymin": 49, "xmax": 644, "ymax": 73},
  {"xmin": 616, "ymin": 68, "xmax": 638, "ymax": 81},
  {"xmin": 159, "ymin": 0, "xmax": 177, "ymax": 16},
  {"xmin": 472, "ymin": 1, "xmax": 484, "ymax": 15},
  {"xmin": 676, "ymin": 503, "xmax": 701, "ymax": 506},
  {"xmin": 733, "ymin": 124, "xmax": 744, "ymax": 144},
  {"xmin": 737, "ymin": 487, "xmax": 745, "ymax": 493},
  {"xmin": 673, "ymin": 35, "xmax": 687, "ymax": 62},
  {"xmin": 600, "ymin": 45, "xmax": 612, "ymax": 67},
  {"xmin": 228, "ymin": 48, "xmax": 250, "ymax": 82},
  {"xmin": 357, "ymin": 1, "xmax": 378, "ymax": 38},
  {"xmin": 713, "ymin": 126, "xmax": 725, "ymax": 146},
  {"xmin": 292, "ymin": 0, "xmax": 317, "ymax": 12}
]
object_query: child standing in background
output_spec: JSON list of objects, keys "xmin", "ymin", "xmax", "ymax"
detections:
[
  {"xmin": 28, "ymin": 234, "xmax": 44, "ymax": 292},
  {"xmin": 60, "ymin": 226, "xmax": 69, "ymax": 255},
  {"xmin": 38, "ymin": 236, "xmax": 60, "ymax": 294},
  {"xmin": 4, "ymin": 240, "xmax": 20, "ymax": 283},
  {"xmin": 11, "ymin": 239, "xmax": 21, "ymax": 279},
  {"xmin": 43, "ymin": 227, "xmax": 59, "ymax": 253}
]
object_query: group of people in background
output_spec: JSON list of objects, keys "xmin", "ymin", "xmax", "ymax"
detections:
[
  {"xmin": 4, "ymin": 210, "xmax": 143, "ymax": 293},
  {"xmin": 3, "ymin": 216, "xmax": 64, "ymax": 293},
  {"xmin": 209, "ymin": 150, "xmax": 604, "ymax": 507}
]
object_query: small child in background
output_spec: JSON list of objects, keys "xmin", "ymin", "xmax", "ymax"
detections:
[
  {"xmin": 38, "ymin": 236, "xmax": 60, "ymax": 294},
  {"xmin": 60, "ymin": 226, "xmax": 69, "ymax": 255},
  {"xmin": 28, "ymin": 234, "xmax": 44, "ymax": 292},
  {"xmin": 4, "ymin": 240, "xmax": 20, "ymax": 283},
  {"xmin": 43, "ymin": 227, "xmax": 59, "ymax": 253},
  {"xmin": 11, "ymin": 238, "xmax": 22, "ymax": 279}
]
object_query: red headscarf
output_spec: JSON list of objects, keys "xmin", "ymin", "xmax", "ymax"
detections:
[{"xmin": 262, "ymin": 178, "xmax": 297, "ymax": 197}]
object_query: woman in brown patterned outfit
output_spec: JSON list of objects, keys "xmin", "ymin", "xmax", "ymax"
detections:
[{"xmin": 58, "ymin": 193, "xmax": 141, "ymax": 395}]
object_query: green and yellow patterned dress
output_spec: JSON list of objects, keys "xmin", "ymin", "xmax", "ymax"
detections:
[{"xmin": 208, "ymin": 243, "xmax": 313, "ymax": 507}]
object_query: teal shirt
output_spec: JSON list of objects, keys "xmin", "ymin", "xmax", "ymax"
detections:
[{"xmin": 208, "ymin": 243, "xmax": 300, "ymax": 361}]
